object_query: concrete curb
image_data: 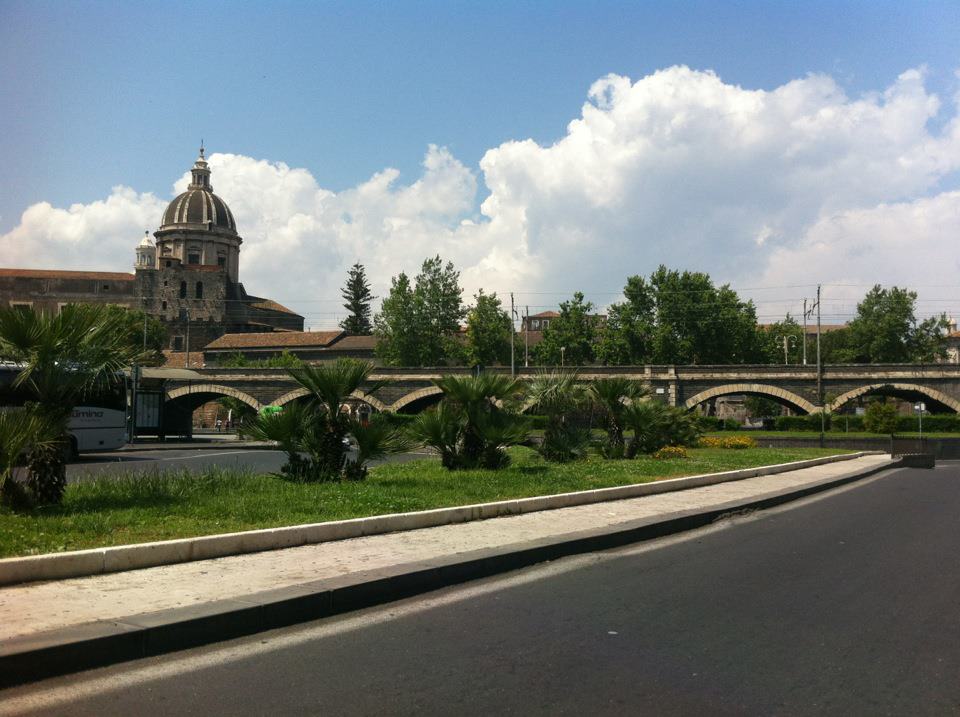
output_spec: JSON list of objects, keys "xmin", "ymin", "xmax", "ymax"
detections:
[
  {"xmin": 2, "ymin": 452, "xmax": 878, "ymax": 587},
  {"xmin": 0, "ymin": 455, "xmax": 901, "ymax": 688},
  {"xmin": 117, "ymin": 441, "xmax": 274, "ymax": 452}
]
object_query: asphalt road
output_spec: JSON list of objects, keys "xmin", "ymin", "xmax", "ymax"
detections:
[
  {"xmin": 5, "ymin": 464, "xmax": 959, "ymax": 715},
  {"xmin": 66, "ymin": 447, "xmax": 433, "ymax": 481}
]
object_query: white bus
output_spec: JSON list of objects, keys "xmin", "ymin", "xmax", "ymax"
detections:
[{"xmin": 0, "ymin": 365, "xmax": 128, "ymax": 457}]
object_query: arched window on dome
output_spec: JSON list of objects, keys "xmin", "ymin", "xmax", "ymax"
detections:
[
  {"xmin": 179, "ymin": 281, "xmax": 187, "ymax": 299},
  {"xmin": 195, "ymin": 282, "xmax": 203, "ymax": 299}
]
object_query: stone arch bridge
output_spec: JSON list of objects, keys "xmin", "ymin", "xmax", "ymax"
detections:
[{"xmin": 155, "ymin": 364, "xmax": 960, "ymax": 423}]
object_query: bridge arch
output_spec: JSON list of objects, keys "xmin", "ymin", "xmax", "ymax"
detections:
[
  {"xmin": 683, "ymin": 383, "xmax": 817, "ymax": 415},
  {"xmin": 390, "ymin": 386, "xmax": 444, "ymax": 413},
  {"xmin": 828, "ymin": 383, "xmax": 960, "ymax": 414},
  {"xmin": 269, "ymin": 388, "xmax": 388, "ymax": 413},
  {"xmin": 165, "ymin": 384, "xmax": 262, "ymax": 411}
]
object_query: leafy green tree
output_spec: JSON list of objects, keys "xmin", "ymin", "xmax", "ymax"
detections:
[
  {"xmin": 0, "ymin": 305, "xmax": 146, "ymax": 504},
  {"xmin": 533, "ymin": 292, "xmax": 597, "ymax": 366},
  {"xmin": 595, "ymin": 275, "xmax": 655, "ymax": 365},
  {"xmin": 375, "ymin": 256, "xmax": 467, "ymax": 366},
  {"xmin": 465, "ymin": 290, "xmax": 512, "ymax": 366},
  {"xmin": 374, "ymin": 272, "xmax": 421, "ymax": 366},
  {"xmin": 760, "ymin": 315, "xmax": 804, "ymax": 364},
  {"xmin": 105, "ymin": 306, "xmax": 167, "ymax": 366},
  {"xmin": 597, "ymin": 267, "xmax": 764, "ymax": 365},
  {"xmin": 844, "ymin": 285, "xmax": 947, "ymax": 363},
  {"xmin": 340, "ymin": 262, "xmax": 375, "ymax": 335},
  {"xmin": 648, "ymin": 266, "xmax": 763, "ymax": 364},
  {"xmin": 743, "ymin": 395, "xmax": 782, "ymax": 419}
]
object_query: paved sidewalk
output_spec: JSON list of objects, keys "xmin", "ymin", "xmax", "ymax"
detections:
[{"xmin": 0, "ymin": 453, "xmax": 897, "ymax": 686}]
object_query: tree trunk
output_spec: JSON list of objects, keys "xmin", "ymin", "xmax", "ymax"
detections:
[{"xmin": 27, "ymin": 441, "xmax": 67, "ymax": 505}]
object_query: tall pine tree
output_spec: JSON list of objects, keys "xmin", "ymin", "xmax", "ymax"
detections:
[{"xmin": 339, "ymin": 263, "xmax": 375, "ymax": 335}]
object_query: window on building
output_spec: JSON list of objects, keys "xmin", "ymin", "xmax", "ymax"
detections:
[
  {"xmin": 102, "ymin": 284, "xmax": 109, "ymax": 291},
  {"xmin": 163, "ymin": 280, "xmax": 168, "ymax": 287},
  {"xmin": 532, "ymin": 320, "xmax": 540, "ymax": 329},
  {"xmin": 179, "ymin": 281, "xmax": 187, "ymax": 298},
  {"xmin": 173, "ymin": 336, "xmax": 184, "ymax": 351},
  {"xmin": 195, "ymin": 281, "xmax": 203, "ymax": 299},
  {"xmin": 10, "ymin": 302, "xmax": 32, "ymax": 311},
  {"xmin": 542, "ymin": 320, "xmax": 550, "ymax": 329},
  {"xmin": 162, "ymin": 301, "xmax": 167, "ymax": 311},
  {"xmin": 188, "ymin": 253, "xmax": 201, "ymax": 265},
  {"xmin": 217, "ymin": 255, "xmax": 226, "ymax": 267},
  {"xmin": 165, "ymin": 260, "xmax": 172, "ymax": 268},
  {"xmin": 178, "ymin": 308, "xmax": 188, "ymax": 321}
]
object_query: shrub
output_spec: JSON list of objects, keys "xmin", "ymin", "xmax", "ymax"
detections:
[
  {"xmin": 652, "ymin": 445, "xmax": 688, "ymax": 460},
  {"xmin": 774, "ymin": 414, "xmax": 831, "ymax": 432},
  {"xmin": 863, "ymin": 401, "xmax": 899, "ymax": 434}
]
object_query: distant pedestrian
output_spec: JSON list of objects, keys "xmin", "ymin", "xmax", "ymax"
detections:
[{"xmin": 215, "ymin": 418, "xmax": 223, "ymax": 432}]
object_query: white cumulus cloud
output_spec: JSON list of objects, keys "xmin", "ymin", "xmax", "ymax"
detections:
[{"xmin": 2, "ymin": 65, "xmax": 960, "ymax": 326}]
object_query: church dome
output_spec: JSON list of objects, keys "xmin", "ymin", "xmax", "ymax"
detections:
[{"xmin": 159, "ymin": 147, "xmax": 237, "ymax": 233}]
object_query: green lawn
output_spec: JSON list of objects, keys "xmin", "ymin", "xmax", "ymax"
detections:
[{"xmin": 0, "ymin": 446, "xmax": 849, "ymax": 558}]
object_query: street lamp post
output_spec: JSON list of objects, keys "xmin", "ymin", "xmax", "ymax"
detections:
[
  {"xmin": 560, "ymin": 346, "xmax": 566, "ymax": 368},
  {"xmin": 775, "ymin": 334, "xmax": 798, "ymax": 365}
]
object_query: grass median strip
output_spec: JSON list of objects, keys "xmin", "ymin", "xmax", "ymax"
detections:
[{"xmin": 0, "ymin": 446, "xmax": 849, "ymax": 558}]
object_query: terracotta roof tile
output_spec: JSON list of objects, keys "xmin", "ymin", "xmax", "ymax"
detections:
[
  {"xmin": 205, "ymin": 331, "xmax": 344, "ymax": 350},
  {"xmin": 330, "ymin": 335, "xmax": 379, "ymax": 350},
  {"xmin": 0, "ymin": 268, "xmax": 135, "ymax": 281},
  {"xmin": 249, "ymin": 299, "xmax": 301, "ymax": 316},
  {"xmin": 529, "ymin": 311, "xmax": 560, "ymax": 319},
  {"xmin": 161, "ymin": 351, "xmax": 203, "ymax": 368}
]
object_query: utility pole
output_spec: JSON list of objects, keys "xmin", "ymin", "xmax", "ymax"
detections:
[
  {"xmin": 510, "ymin": 292, "xmax": 516, "ymax": 378},
  {"xmin": 802, "ymin": 298, "xmax": 808, "ymax": 365},
  {"xmin": 816, "ymin": 284, "xmax": 822, "ymax": 405},
  {"xmin": 524, "ymin": 306, "xmax": 529, "ymax": 368}
]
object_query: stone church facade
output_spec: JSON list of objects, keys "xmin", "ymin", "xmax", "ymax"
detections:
[{"xmin": 0, "ymin": 148, "xmax": 303, "ymax": 352}]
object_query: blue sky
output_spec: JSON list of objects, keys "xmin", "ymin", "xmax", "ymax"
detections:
[
  {"xmin": 2, "ymin": 1, "xmax": 960, "ymax": 325},
  {"xmin": 3, "ymin": 0, "xmax": 958, "ymax": 229}
]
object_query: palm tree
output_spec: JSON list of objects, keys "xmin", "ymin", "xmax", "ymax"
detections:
[
  {"xmin": 432, "ymin": 373, "xmax": 525, "ymax": 466},
  {"xmin": 242, "ymin": 359, "xmax": 394, "ymax": 481},
  {"xmin": 623, "ymin": 400, "xmax": 701, "ymax": 457},
  {"xmin": 288, "ymin": 359, "xmax": 387, "ymax": 478},
  {"xmin": 410, "ymin": 402, "xmax": 463, "ymax": 469},
  {"xmin": 590, "ymin": 377, "xmax": 648, "ymax": 458},
  {"xmin": 0, "ymin": 407, "xmax": 59, "ymax": 508},
  {"xmin": 0, "ymin": 305, "xmax": 145, "ymax": 504},
  {"xmin": 411, "ymin": 373, "xmax": 528, "ymax": 470},
  {"xmin": 343, "ymin": 415, "xmax": 416, "ymax": 480},
  {"xmin": 525, "ymin": 371, "xmax": 590, "ymax": 462},
  {"xmin": 240, "ymin": 401, "xmax": 315, "ymax": 480}
]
